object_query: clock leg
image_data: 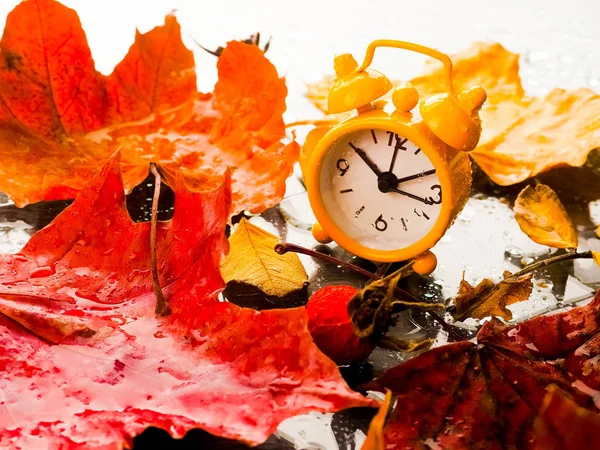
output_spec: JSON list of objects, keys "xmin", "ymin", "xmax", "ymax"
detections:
[
  {"xmin": 312, "ymin": 222, "xmax": 332, "ymax": 244},
  {"xmin": 413, "ymin": 251, "xmax": 437, "ymax": 276}
]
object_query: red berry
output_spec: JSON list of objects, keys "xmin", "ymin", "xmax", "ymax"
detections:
[{"xmin": 306, "ymin": 285, "xmax": 375, "ymax": 365}]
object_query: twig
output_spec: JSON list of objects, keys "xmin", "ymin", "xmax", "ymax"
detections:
[
  {"xmin": 275, "ymin": 242, "xmax": 382, "ymax": 282},
  {"xmin": 510, "ymin": 250, "xmax": 592, "ymax": 279},
  {"xmin": 275, "ymin": 242, "xmax": 462, "ymax": 339},
  {"xmin": 427, "ymin": 310, "xmax": 465, "ymax": 341},
  {"xmin": 150, "ymin": 164, "xmax": 170, "ymax": 317}
]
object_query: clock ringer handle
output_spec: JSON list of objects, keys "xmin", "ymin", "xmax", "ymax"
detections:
[{"xmin": 354, "ymin": 39, "xmax": 457, "ymax": 101}]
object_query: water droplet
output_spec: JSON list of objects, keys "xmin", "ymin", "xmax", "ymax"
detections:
[
  {"xmin": 153, "ymin": 331, "xmax": 166, "ymax": 339},
  {"xmin": 536, "ymin": 279, "xmax": 554, "ymax": 290},
  {"xmin": 521, "ymin": 256, "xmax": 535, "ymax": 266},
  {"xmin": 29, "ymin": 265, "xmax": 55, "ymax": 278},
  {"xmin": 504, "ymin": 246, "xmax": 523, "ymax": 258}
]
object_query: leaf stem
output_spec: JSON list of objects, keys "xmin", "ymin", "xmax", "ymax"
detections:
[
  {"xmin": 275, "ymin": 242, "xmax": 386, "ymax": 281},
  {"xmin": 150, "ymin": 164, "xmax": 170, "ymax": 317},
  {"xmin": 275, "ymin": 242, "xmax": 464, "ymax": 340},
  {"xmin": 510, "ymin": 250, "xmax": 592, "ymax": 279}
]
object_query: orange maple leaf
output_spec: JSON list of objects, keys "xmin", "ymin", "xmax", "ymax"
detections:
[{"xmin": 0, "ymin": 0, "xmax": 299, "ymax": 214}]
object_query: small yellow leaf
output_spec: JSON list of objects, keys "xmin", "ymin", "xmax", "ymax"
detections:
[
  {"xmin": 514, "ymin": 184, "xmax": 578, "ymax": 249},
  {"xmin": 361, "ymin": 390, "xmax": 392, "ymax": 450},
  {"xmin": 593, "ymin": 251, "xmax": 600, "ymax": 267},
  {"xmin": 452, "ymin": 271, "xmax": 533, "ymax": 321},
  {"xmin": 220, "ymin": 219, "xmax": 307, "ymax": 296}
]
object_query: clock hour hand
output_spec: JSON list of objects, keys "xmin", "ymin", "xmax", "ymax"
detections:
[
  {"xmin": 389, "ymin": 187, "xmax": 432, "ymax": 205},
  {"xmin": 395, "ymin": 169, "xmax": 437, "ymax": 184},
  {"xmin": 349, "ymin": 142, "xmax": 382, "ymax": 177}
]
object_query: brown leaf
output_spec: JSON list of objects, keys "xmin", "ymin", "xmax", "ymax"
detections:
[
  {"xmin": 348, "ymin": 264, "xmax": 442, "ymax": 340},
  {"xmin": 514, "ymin": 184, "xmax": 578, "ymax": 248},
  {"xmin": 452, "ymin": 271, "xmax": 533, "ymax": 321},
  {"xmin": 361, "ymin": 390, "xmax": 392, "ymax": 450}
]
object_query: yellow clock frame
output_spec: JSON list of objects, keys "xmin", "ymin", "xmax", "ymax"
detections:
[{"xmin": 305, "ymin": 40, "xmax": 486, "ymax": 272}]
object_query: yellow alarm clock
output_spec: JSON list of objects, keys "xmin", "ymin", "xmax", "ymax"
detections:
[{"xmin": 306, "ymin": 40, "xmax": 487, "ymax": 275}]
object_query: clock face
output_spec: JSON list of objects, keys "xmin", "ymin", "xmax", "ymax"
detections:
[{"xmin": 319, "ymin": 127, "xmax": 443, "ymax": 252}]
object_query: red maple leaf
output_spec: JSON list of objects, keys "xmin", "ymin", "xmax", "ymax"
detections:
[
  {"xmin": 0, "ymin": 155, "xmax": 370, "ymax": 449},
  {"xmin": 0, "ymin": 0, "xmax": 298, "ymax": 214},
  {"xmin": 364, "ymin": 294, "xmax": 600, "ymax": 449}
]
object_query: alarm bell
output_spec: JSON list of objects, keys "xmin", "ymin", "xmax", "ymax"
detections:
[
  {"xmin": 420, "ymin": 86, "xmax": 487, "ymax": 151},
  {"xmin": 327, "ymin": 53, "xmax": 392, "ymax": 114}
]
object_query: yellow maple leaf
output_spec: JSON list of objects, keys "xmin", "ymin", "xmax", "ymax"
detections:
[
  {"xmin": 361, "ymin": 390, "xmax": 392, "ymax": 450},
  {"xmin": 514, "ymin": 184, "xmax": 578, "ymax": 249},
  {"xmin": 452, "ymin": 271, "xmax": 533, "ymax": 322},
  {"xmin": 220, "ymin": 219, "xmax": 307, "ymax": 296}
]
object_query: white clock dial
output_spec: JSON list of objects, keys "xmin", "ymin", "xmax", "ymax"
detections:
[{"xmin": 319, "ymin": 127, "xmax": 443, "ymax": 251}]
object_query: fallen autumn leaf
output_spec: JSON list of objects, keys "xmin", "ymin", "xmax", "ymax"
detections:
[
  {"xmin": 514, "ymin": 184, "xmax": 578, "ymax": 249},
  {"xmin": 220, "ymin": 218, "xmax": 307, "ymax": 297},
  {"xmin": 0, "ymin": 0, "xmax": 299, "ymax": 215},
  {"xmin": 0, "ymin": 155, "xmax": 371, "ymax": 449},
  {"xmin": 363, "ymin": 291, "xmax": 600, "ymax": 448},
  {"xmin": 451, "ymin": 271, "xmax": 533, "ymax": 322}
]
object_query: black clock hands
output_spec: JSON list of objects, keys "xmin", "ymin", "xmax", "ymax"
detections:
[
  {"xmin": 389, "ymin": 187, "xmax": 433, "ymax": 205},
  {"xmin": 349, "ymin": 142, "xmax": 382, "ymax": 177},
  {"xmin": 395, "ymin": 169, "xmax": 437, "ymax": 184},
  {"xmin": 347, "ymin": 141, "xmax": 440, "ymax": 206}
]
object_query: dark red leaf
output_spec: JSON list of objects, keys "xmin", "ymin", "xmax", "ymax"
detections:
[{"xmin": 364, "ymin": 294, "xmax": 600, "ymax": 449}]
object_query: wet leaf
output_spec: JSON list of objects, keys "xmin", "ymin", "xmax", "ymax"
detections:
[
  {"xmin": 364, "ymin": 292, "xmax": 600, "ymax": 449},
  {"xmin": 410, "ymin": 42, "xmax": 600, "ymax": 185},
  {"xmin": 532, "ymin": 385, "xmax": 600, "ymax": 450},
  {"xmin": 0, "ymin": 0, "xmax": 298, "ymax": 214},
  {"xmin": 348, "ymin": 264, "xmax": 441, "ymax": 341},
  {"xmin": 361, "ymin": 390, "xmax": 392, "ymax": 450},
  {"xmin": 221, "ymin": 218, "xmax": 307, "ymax": 297},
  {"xmin": 0, "ymin": 156, "xmax": 371, "ymax": 449},
  {"xmin": 514, "ymin": 184, "xmax": 578, "ymax": 248},
  {"xmin": 452, "ymin": 271, "xmax": 533, "ymax": 321}
]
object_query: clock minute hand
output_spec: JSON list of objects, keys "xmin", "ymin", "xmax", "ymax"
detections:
[
  {"xmin": 395, "ymin": 169, "xmax": 437, "ymax": 184},
  {"xmin": 349, "ymin": 143, "xmax": 382, "ymax": 177},
  {"xmin": 389, "ymin": 187, "xmax": 432, "ymax": 205}
]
